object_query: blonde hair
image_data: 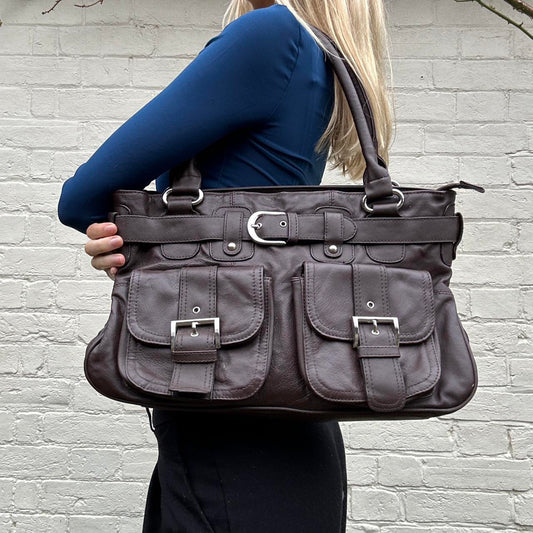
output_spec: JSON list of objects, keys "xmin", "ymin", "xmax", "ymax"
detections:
[{"xmin": 222, "ymin": 0, "xmax": 395, "ymax": 182}]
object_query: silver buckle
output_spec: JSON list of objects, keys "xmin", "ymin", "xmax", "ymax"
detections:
[
  {"xmin": 352, "ymin": 316, "xmax": 399, "ymax": 348},
  {"xmin": 171, "ymin": 317, "xmax": 221, "ymax": 350},
  {"xmin": 247, "ymin": 211, "xmax": 287, "ymax": 246}
]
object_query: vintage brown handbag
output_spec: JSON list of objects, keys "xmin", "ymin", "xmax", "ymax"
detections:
[{"xmin": 84, "ymin": 27, "xmax": 483, "ymax": 421}]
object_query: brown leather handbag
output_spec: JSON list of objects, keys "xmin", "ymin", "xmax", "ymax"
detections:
[{"xmin": 84, "ymin": 27, "xmax": 484, "ymax": 421}]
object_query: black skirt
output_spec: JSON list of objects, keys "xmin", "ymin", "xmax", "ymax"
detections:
[{"xmin": 142, "ymin": 409, "xmax": 347, "ymax": 533}]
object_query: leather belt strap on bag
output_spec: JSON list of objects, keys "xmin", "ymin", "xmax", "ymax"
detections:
[
  {"xmin": 113, "ymin": 212, "xmax": 462, "ymax": 245},
  {"xmin": 351, "ymin": 264, "xmax": 407, "ymax": 412},
  {"xmin": 169, "ymin": 265, "xmax": 220, "ymax": 395}
]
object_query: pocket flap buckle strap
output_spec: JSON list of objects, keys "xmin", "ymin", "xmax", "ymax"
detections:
[{"xmin": 352, "ymin": 316, "xmax": 399, "ymax": 349}]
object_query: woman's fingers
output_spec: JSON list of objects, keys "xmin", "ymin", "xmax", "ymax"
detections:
[
  {"xmin": 84, "ymin": 234, "xmax": 124, "ymax": 257},
  {"xmin": 90, "ymin": 252, "xmax": 125, "ymax": 272},
  {"xmin": 85, "ymin": 222, "xmax": 125, "ymax": 277}
]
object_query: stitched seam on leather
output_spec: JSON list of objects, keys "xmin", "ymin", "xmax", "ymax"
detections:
[
  {"xmin": 305, "ymin": 264, "xmax": 434, "ymax": 341},
  {"xmin": 127, "ymin": 267, "xmax": 263, "ymax": 344},
  {"xmin": 212, "ymin": 277, "xmax": 272, "ymax": 399},
  {"xmin": 303, "ymin": 269, "xmax": 364, "ymax": 400},
  {"xmin": 365, "ymin": 244, "xmax": 405, "ymax": 263}
]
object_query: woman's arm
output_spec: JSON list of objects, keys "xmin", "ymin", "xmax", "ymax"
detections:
[{"xmin": 57, "ymin": 6, "xmax": 301, "ymax": 234}]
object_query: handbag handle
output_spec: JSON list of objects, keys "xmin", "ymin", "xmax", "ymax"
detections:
[{"xmin": 167, "ymin": 25, "xmax": 397, "ymax": 210}]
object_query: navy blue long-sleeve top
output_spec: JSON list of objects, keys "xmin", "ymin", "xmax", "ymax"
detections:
[{"xmin": 57, "ymin": 4, "xmax": 334, "ymax": 234}]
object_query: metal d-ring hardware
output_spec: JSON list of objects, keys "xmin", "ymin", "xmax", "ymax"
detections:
[
  {"xmin": 352, "ymin": 316, "xmax": 399, "ymax": 348},
  {"xmin": 170, "ymin": 317, "xmax": 221, "ymax": 350},
  {"xmin": 162, "ymin": 187, "xmax": 204, "ymax": 207},
  {"xmin": 247, "ymin": 211, "xmax": 287, "ymax": 246},
  {"xmin": 362, "ymin": 188, "xmax": 404, "ymax": 214}
]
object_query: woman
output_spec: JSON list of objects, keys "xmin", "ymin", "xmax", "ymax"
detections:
[{"xmin": 57, "ymin": 0, "xmax": 394, "ymax": 531}]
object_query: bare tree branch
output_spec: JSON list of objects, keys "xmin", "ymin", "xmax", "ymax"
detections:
[
  {"xmin": 503, "ymin": 0, "xmax": 533, "ymax": 18},
  {"xmin": 42, "ymin": 0, "xmax": 103, "ymax": 14},
  {"xmin": 456, "ymin": 0, "xmax": 533, "ymax": 39},
  {"xmin": 42, "ymin": 0, "xmax": 64, "ymax": 15}
]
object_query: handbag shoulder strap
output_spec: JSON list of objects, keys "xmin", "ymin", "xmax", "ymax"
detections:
[{"xmin": 168, "ymin": 25, "xmax": 395, "ymax": 207}]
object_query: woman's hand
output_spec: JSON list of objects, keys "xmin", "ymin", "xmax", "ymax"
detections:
[{"xmin": 85, "ymin": 222, "xmax": 125, "ymax": 280}]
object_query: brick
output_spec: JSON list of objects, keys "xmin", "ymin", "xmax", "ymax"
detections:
[
  {"xmin": 425, "ymin": 123, "xmax": 528, "ymax": 155},
  {"xmin": 511, "ymin": 155, "xmax": 533, "ymax": 186},
  {"xmin": 436, "ymin": 1, "xmax": 510, "ymax": 26},
  {"xmin": 515, "ymin": 494, "xmax": 533, "ymax": 525},
  {"xmin": 8, "ymin": 514, "xmax": 68, "ymax": 531},
  {"xmin": 456, "ymin": 190, "xmax": 533, "ymax": 220},
  {"xmin": 0, "ymin": 445, "xmax": 68, "ymax": 477},
  {"xmin": 391, "ymin": 59, "xmax": 433, "ymax": 89},
  {"xmin": 69, "ymin": 448, "xmax": 121, "ymax": 480},
  {"xmin": 132, "ymin": 0, "xmax": 224, "ymax": 27},
  {"xmin": 405, "ymin": 490, "xmax": 511, "ymax": 524},
  {"xmin": 0, "ymin": 57, "xmax": 80, "ymax": 86},
  {"xmin": 0, "ymin": 26, "xmax": 32, "ymax": 55},
  {"xmin": 0, "ymin": 280, "xmax": 23, "ymax": 309},
  {"xmin": 389, "ymin": 155, "xmax": 458, "ymax": 186},
  {"xmin": 46, "ymin": 344, "xmax": 85, "ymax": 378},
  {"xmin": 83, "ymin": 0, "xmax": 132, "ymax": 24},
  {"xmin": 456, "ymin": 91, "xmax": 506, "ymax": 121},
  {"xmin": 345, "ymin": 420, "xmax": 453, "ymax": 452},
  {"xmin": 0, "ymin": 0, "xmax": 83, "ymax": 24},
  {"xmin": 0, "ymin": 247, "xmax": 77, "ymax": 277},
  {"xmin": 59, "ymin": 26, "xmax": 156, "ymax": 56},
  {"xmin": 423, "ymin": 457, "xmax": 530, "ymax": 490},
  {"xmin": 455, "ymin": 423, "xmax": 509, "ymax": 456},
  {"xmin": 14, "ymin": 481, "xmax": 39, "ymax": 510},
  {"xmin": 470, "ymin": 288, "xmax": 520, "ymax": 319},
  {"xmin": 26, "ymin": 281, "xmax": 55, "ymax": 309},
  {"xmin": 510, "ymin": 358, "xmax": 533, "ymax": 389},
  {"xmin": 32, "ymin": 27, "xmax": 59, "ymax": 56},
  {"xmin": 154, "ymin": 27, "xmax": 216, "ymax": 56},
  {"xmin": 30, "ymin": 88, "xmax": 57, "ymax": 118},
  {"xmin": 69, "ymin": 516, "xmax": 118, "ymax": 533},
  {"xmin": 345, "ymin": 455, "xmax": 377, "ymax": 486},
  {"xmin": 15, "ymin": 412, "xmax": 42, "ymax": 444},
  {"xmin": 448, "ymin": 390, "xmax": 533, "ymax": 423},
  {"xmin": 122, "ymin": 449, "xmax": 157, "ymax": 480},
  {"xmin": 461, "ymin": 222, "xmax": 516, "ymax": 253},
  {"xmin": 58, "ymin": 88, "xmax": 155, "ymax": 119},
  {"xmin": 0, "ymin": 88, "xmax": 31, "ymax": 118},
  {"xmin": 390, "ymin": 28, "xmax": 459, "ymax": 58},
  {"xmin": 350, "ymin": 489, "xmax": 400, "ymax": 521},
  {"xmin": 378, "ymin": 456, "xmax": 422, "ymax": 487},
  {"xmin": 0, "ymin": 149, "xmax": 29, "ymax": 179},
  {"xmin": 131, "ymin": 57, "xmax": 190, "ymax": 88},
  {"xmin": 80, "ymin": 57, "xmax": 131, "ymax": 87},
  {"xmin": 0, "ymin": 120, "xmax": 79, "ymax": 149},
  {"xmin": 510, "ymin": 427, "xmax": 533, "ymax": 459},
  {"xmin": 433, "ymin": 60, "xmax": 532, "ymax": 90},
  {"xmin": 56, "ymin": 280, "xmax": 111, "ymax": 311},
  {"xmin": 452, "ymin": 255, "xmax": 530, "ymax": 286},
  {"xmin": 475, "ymin": 357, "xmax": 507, "ymax": 387},
  {"xmin": 388, "ymin": 0, "xmax": 434, "ymax": 26},
  {"xmin": 0, "ymin": 411, "xmax": 15, "ymax": 442},
  {"xmin": 43, "ymin": 413, "xmax": 146, "ymax": 445},
  {"xmin": 390, "ymin": 123, "xmax": 424, "ymax": 154},
  {"xmin": 394, "ymin": 91, "xmax": 455, "ymax": 122},
  {"xmin": 71, "ymin": 381, "xmax": 123, "ymax": 413},
  {"xmin": 41, "ymin": 480, "xmax": 146, "ymax": 514},
  {"xmin": 509, "ymin": 92, "xmax": 533, "ymax": 121},
  {"xmin": 460, "ymin": 29, "xmax": 512, "ymax": 58},
  {"xmin": 0, "ymin": 377, "xmax": 70, "ymax": 406}
]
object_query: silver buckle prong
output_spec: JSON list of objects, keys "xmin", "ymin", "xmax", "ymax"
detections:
[
  {"xmin": 247, "ymin": 211, "xmax": 287, "ymax": 246},
  {"xmin": 352, "ymin": 316, "xmax": 399, "ymax": 348},
  {"xmin": 171, "ymin": 317, "xmax": 221, "ymax": 349}
]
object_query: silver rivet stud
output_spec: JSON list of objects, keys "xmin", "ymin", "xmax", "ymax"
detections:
[
  {"xmin": 279, "ymin": 220, "xmax": 287, "ymax": 227},
  {"xmin": 328, "ymin": 244, "xmax": 338, "ymax": 254},
  {"xmin": 192, "ymin": 306, "xmax": 200, "ymax": 314},
  {"xmin": 367, "ymin": 301, "xmax": 375, "ymax": 309},
  {"xmin": 227, "ymin": 242, "xmax": 237, "ymax": 251}
]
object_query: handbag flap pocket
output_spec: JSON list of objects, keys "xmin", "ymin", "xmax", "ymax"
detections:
[
  {"xmin": 121, "ymin": 265, "xmax": 272, "ymax": 400},
  {"xmin": 127, "ymin": 266, "xmax": 264, "ymax": 346},
  {"xmin": 299, "ymin": 262, "xmax": 440, "ymax": 412},
  {"xmin": 304, "ymin": 262, "xmax": 435, "ymax": 343}
]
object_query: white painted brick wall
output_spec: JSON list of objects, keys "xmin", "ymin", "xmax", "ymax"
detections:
[{"xmin": 0, "ymin": 0, "xmax": 531, "ymax": 530}]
